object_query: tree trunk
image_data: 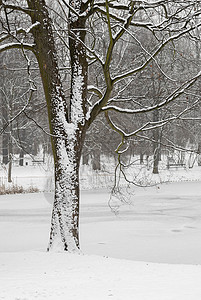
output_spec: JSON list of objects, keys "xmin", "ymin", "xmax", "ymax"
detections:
[
  {"xmin": 2, "ymin": 103, "xmax": 8, "ymax": 165},
  {"xmin": 19, "ymin": 149, "xmax": 24, "ymax": 166},
  {"xmin": 27, "ymin": 0, "xmax": 87, "ymax": 252},
  {"xmin": 2, "ymin": 132, "xmax": 8, "ymax": 164},
  {"xmin": 48, "ymin": 137, "xmax": 81, "ymax": 251},
  {"xmin": 18, "ymin": 120, "xmax": 26, "ymax": 166},
  {"xmin": 140, "ymin": 152, "xmax": 144, "ymax": 164},
  {"xmin": 82, "ymin": 152, "xmax": 89, "ymax": 165},
  {"xmin": 8, "ymin": 135, "xmax": 12, "ymax": 183},
  {"xmin": 8, "ymin": 156, "xmax": 12, "ymax": 183},
  {"xmin": 92, "ymin": 149, "xmax": 101, "ymax": 170},
  {"xmin": 152, "ymin": 108, "xmax": 160, "ymax": 174}
]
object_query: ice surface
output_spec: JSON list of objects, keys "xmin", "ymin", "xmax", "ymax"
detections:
[{"xmin": 1, "ymin": 169, "xmax": 201, "ymax": 299}]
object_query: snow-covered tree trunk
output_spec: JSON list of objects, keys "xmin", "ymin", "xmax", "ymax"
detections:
[
  {"xmin": 48, "ymin": 135, "xmax": 82, "ymax": 251},
  {"xmin": 27, "ymin": 0, "xmax": 87, "ymax": 251}
]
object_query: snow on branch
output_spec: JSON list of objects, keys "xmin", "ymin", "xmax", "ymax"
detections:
[
  {"xmin": 87, "ymin": 85, "xmax": 103, "ymax": 99},
  {"xmin": 137, "ymin": 133, "xmax": 198, "ymax": 155},
  {"xmin": 0, "ymin": 23, "xmax": 39, "ymax": 50},
  {"xmin": 91, "ymin": 1, "xmax": 193, "ymax": 33},
  {"xmin": 105, "ymin": 98, "xmax": 200, "ymax": 152},
  {"xmin": 120, "ymin": 25, "xmax": 176, "ymax": 82},
  {"xmin": 102, "ymin": 70, "xmax": 201, "ymax": 115},
  {"xmin": 18, "ymin": 22, "xmax": 40, "ymax": 35},
  {"xmin": 93, "ymin": 1, "xmax": 130, "ymax": 11},
  {"xmin": 91, "ymin": 6, "xmax": 154, "ymax": 32},
  {"xmin": 69, "ymin": 29, "xmax": 104, "ymax": 65},
  {"xmin": 0, "ymin": 42, "xmax": 35, "ymax": 53},
  {"xmin": 105, "ymin": 110, "xmax": 167, "ymax": 141}
]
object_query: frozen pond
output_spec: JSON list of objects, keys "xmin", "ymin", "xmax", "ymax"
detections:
[{"xmin": 0, "ymin": 181, "xmax": 201, "ymax": 264}]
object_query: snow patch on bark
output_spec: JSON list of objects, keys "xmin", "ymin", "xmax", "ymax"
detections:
[
  {"xmin": 71, "ymin": 64, "xmax": 85, "ymax": 125},
  {"xmin": 52, "ymin": 85, "xmax": 77, "ymax": 135}
]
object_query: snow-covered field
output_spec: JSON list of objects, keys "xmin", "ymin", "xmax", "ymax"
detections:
[{"xmin": 1, "ymin": 164, "xmax": 201, "ymax": 299}]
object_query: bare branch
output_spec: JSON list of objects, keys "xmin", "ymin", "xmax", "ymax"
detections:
[
  {"xmin": 87, "ymin": 85, "xmax": 103, "ymax": 99},
  {"xmin": 0, "ymin": 89, "xmax": 34, "ymax": 136},
  {"xmin": 0, "ymin": 42, "xmax": 35, "ymax": 53},
  {"xmin": 112, "ymin": 22, "xmax": 201, "ymax": 84},
  {"xmin": 0, "ymin": 2, "xmax": 34, "ymax": 15},
  {"xmin": 102, "ymin": 71, "xmax": 201, "ymax": 114}
]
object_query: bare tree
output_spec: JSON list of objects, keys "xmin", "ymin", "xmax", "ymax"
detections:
[{"xmin": 0, "ymin": 0, "xmax": 201, "ymax": 252}]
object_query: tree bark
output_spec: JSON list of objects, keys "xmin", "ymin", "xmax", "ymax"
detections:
[{"xmin": 27, "ymin": 0, "xmax": 88, "ymax": 251}]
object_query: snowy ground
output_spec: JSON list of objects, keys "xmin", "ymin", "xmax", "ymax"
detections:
[
  {"xmin": 1, "ymin": 178, "xmax": 201, "ymax": 299},
  {"xmin": 1, "ymin": 252, "xmax": 201, "ymax": 300}
]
